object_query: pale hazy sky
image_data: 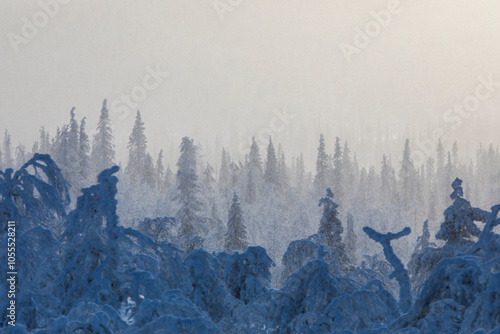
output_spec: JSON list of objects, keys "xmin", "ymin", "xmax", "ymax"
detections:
[{"xmin": 1, "ymin": 0, "xmax": 500, "ymax": 169}]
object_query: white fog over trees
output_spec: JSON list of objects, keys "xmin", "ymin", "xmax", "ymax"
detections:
[
  {"xmin": 1, "ymin": 104, "xmax": 500, "ymax": 333},
  {"xmin": 2, "ymin": 1, "xmax": 500, "ymax": 333}
]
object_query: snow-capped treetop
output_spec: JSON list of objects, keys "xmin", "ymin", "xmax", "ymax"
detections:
[
  {"xmin": 436, "ymin": 177, "xmax": 489, "ymax": 243},
  {"xmin": 0, "ymin": 154, "xmax": 70, "ymax": 234},
  {"xmin": 318, "ymin": 187, "xmax": 342, "ymax": 247}
]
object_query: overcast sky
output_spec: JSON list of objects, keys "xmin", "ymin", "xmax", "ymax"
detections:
[{"xmin": 1, "ymin": 0, "xmax": 500, "ymax": 169}]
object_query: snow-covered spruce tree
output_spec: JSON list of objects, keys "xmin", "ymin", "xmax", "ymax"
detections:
[
  {"xmin": 155, "ymin": 149, "xmax": 165, "ymax": 191},
  {"xmin": 318, "ymin": 188, "xmax": 343, "ymax": 247},
  {"xmin": 175, "ymin": 136, "xmax": 202, "ymax": 235},
  {"xmin": 225, "ymin": 192, "xmax": 248, "ymax": 252},
  {"xmin": 248, "ymin": 136, "xmax": 263, "ymax": 176},
  {"xmin": 245, "ymin": 137, "xmax": 262, "ymax": 203},
  {"xmin": 343, "ymin": 141, "xmax": 354, "ymax": 190},
  {"xmin": 264, "ymin": 137, "xmax": 279, "ymax": 188},
  {"xmin": 218, "ymin": 148, "xmax": 230, "ymax": 188},
  {"xmin": 363, "ymin": 226, "xmax": 412, "ymax": 313},
  {"xmin": 408, "ymin": 219, "xmax": 438, "ymax": 294},
  {"xmin": 61, "ymin": 108, "xmax": 83, "ymax": 194},
  {"xmin": 399, "ymin": 139, "xmax": 416, "ymax": 211},
  {"xmin": 203, "ymin": 163, "xmax": 217, "ymax": 192},
  {"xmin": 381, "ymin": 154, "xmax": 397, "ymax": 205},
  {"xmin": 3, "ymin": 130, "xmax": 13, "ymax": 168},
  {"xmin": 52, "ymin": 125, "xmax": 67, "ymax": 166},
  {"xmin": 314, "ymin": 134, "xmax": 330, "ymax": 190},
  {"xmin": 332, "ymin": 137, "xmax": 344, "ymax": 207},
  {"xmin": 126, "ymin": 111, "xmax": 148, "ymax": 186},
  {"xmin": 245, "ymin": 166, "xmax": 256, "ymax": 204},
  {"xmin": 142, "ymin": 152, "xmax": 156, "ymax": 188},
  {"xmin": 391, "ymin": 206, "xmax": 500, "ymax": 333},
  {"xmin": 54, "ymin": 165, "xmax": 195, "ymax": 332},
  {"xmin": 408, "ymin": 179, "xmax": 489, "ymax": 296},
  {"xmin": 436, "ymin": 139, "xmax": 446, "ymax": 207},
  {"xmin": 413, "ymin": 220, "xmax": 436, "ymax": 253},
  {"xmin": 344, "ymin": 212, "xmax": 357, "ymax": 264},
  {"xmin": 295, "ymin": 153, "xmax": 307, "ymax": 193},
  {"xmin": 229, "ymin": 161, "xmax": 241, "ymax": 188},
  {"xmin": 164, "ymin": 164, "xmax": 174, "ymax": 189},
  {"xmin": 277, "ymin": 143, "xmax": 289, "ymax": 190},
  {"xmin": 68, "ymin": 108, "xmax": 80, "ymax": 158},
  {"xmin": 31, "ymin": 142, "xmax": 39, "ymax": 156},
  {"xmin": 91, "ymin": 99, "xmax": 115, "ymax": 176},
  {"xmin": 317, "ymin": 188, "xmax": 350, "ymax": 266},
  {"xmin": 56, "ymin": 165, "xmax": 123, "ymax": 315},
  {"xmin": 78, "ymin": 117, "xmax": 91, "ymax": 183},
  {"xmin": 39, "ymin": 126, "xmax": 51, "ymax": 154},
  {"xmin": 436, "ymin": 177, "xmax": 489, "ymax": 245}
]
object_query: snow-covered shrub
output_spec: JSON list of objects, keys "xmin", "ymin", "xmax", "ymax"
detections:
[
  {"xmin": 184, "ymin": 249, "xmax": 241, "ymax": 321},
  {"xmin": 321, "ymin": 280, "xmax": 399, "ymax": 332},
  {"xmin": 125, "ymin": 290, "xmax": 221, "ymax": 334},
  {"xmin": 219, "ymin": 246, "xmax": 275, "ymax": 304},
  {"xmin": 409, "ymin": 178, "xmax": 490, "ymax": 296},
  {"xmin": 0, "ymin": 154, "xmax": 69, "ymax": 330}
]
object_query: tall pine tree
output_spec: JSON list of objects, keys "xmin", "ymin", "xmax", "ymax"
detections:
[
  {"xmin": 3, "ymin": 130, "xmax": 13, "ymax": 168},
  {"xmin": 218, "ymin": 148, "xmax": 230, "ymax": 188},
  {"xmin": 91, "ymin": 99, "xmax": 115, "ymax": 175},
  {"xmin": 126, "ymin": 111, "xmax": 148, "ymax": 186},
  {"xmin": 175, "ymin": 137, "xmax": 202, "ymax": 235},
  {"xmin": 332, "ymin": 137, "xmax": 344, "ymax": 206},
  {"xmin": 264, "ymin": 137, "xmax": 279, "ymax": 187},
  {"xmin": 248, "ymin": 137, "xmax": 263, "ymax": 176},
  {"xmin": 314, "ymin": 134, "xmax": 330, "ymax": 190},
  {"xmin": 156, "ymin": 149, "xmax": 165, "ymax": 191},
  {"xmin": 344, "ymin": 212, "xmax": 357, "ymax": 263},
  {"xmin": 79, "ymin": 117, "xmax": 91, "ymax": 183},
  {"xmin": 225, "ymin": 192, "xmax": 248, "ymax": 251}
]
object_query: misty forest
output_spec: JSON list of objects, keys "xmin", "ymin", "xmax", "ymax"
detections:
[{"xmin": 0, "ymin": 99, "xmax": 500, "ymax": 333}]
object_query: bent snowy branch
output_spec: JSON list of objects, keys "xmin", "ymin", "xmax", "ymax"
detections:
[
  {"xmin": 467, "ymin": 204, "xmax": 500, "ymax": 262},
  {"xmin": 363, "ymin": 226, "xmax": 412, "ymax": 313}
]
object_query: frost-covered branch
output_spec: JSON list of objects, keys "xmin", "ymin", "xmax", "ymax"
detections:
[
  {"xmin": 363, "ymin": 226, "xmax": 412, "ymax": 313},
  {"xmin": 467, "ymin": 204, "xmax": 500, "ymax": 261}
]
